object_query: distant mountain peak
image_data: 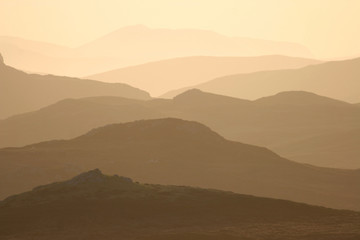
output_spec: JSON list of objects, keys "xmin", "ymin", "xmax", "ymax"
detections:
[
  {"xmin": 0, "ymin": 53, "xmax": 4, "ymax": 65},
  {"xmin": 174, "ymin": 88, "xmax": 251, "ymax": 105},
  {"xmin": 175, "ymin": 88, "xmax": 203, "ymax": 96},
  {"xmin": 255, "ymin": 91, "xmax": 349, "ymax": 106}
]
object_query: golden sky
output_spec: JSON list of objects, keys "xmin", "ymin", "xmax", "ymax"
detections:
[{"xmin": 1, "ymin": 0, "xmax": 359, "ymax": 58}]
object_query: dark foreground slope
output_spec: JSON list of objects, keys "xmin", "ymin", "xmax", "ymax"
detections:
[
  {"xmin": 1, "ymin": 118, "xmax": 359, "ymax": 210},
  {"xmin": 0, "ymin": 54, "xmax": 150, "ymax": 119},
  {"xmin": 1, "ymin": 169, "xmax": 359, "ymax": 240}
]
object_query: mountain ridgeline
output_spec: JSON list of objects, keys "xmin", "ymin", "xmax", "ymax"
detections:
[
  {"xmin": 0, "ymin": 54, "xmax": 150, "ymax": 119},
  {"xmin": 87, "ymin": 55, "xmax": 320, "ymax": 96},
  {"xmin": 0, "ymin": 25, "xmax": 313, "ymax": 77},
  {"xmin": 162, "ymin": 57, "xmax": 360, "ymax": 103},
  {"xmin": 1, "ymin": 90, "xmax": 360, "ymax": 169}
]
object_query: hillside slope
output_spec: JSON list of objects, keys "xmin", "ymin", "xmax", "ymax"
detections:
[
  {"xmin": 0, "ymin": 118, "xmax": 359, "ymax": 211},
  {"xmin": 0, "ymin": 54, "xmax": 150, "ymax": 119},
  {"xmin": 1, "ymin": 169, "xmax": 359, "ymax": 240},
  {"xmin": 88, "ymin": 55, "xmax": 320, "ymax": 96},
  {"xmin": 163, "ymin": 57, "xmax": 360, "ymax": 103},
  {"xmin": 1, "ymin": 90, "xmax": 360, "ymax": 169}
]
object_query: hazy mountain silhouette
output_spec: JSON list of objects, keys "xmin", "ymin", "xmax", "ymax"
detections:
[
  {"xmin": 163, "ymin": 57, "xmax": 360, "ymax": 102},
  {"xmin": 1, "ymin": 118, "xmax": 359, "ymax": 211},
  {"xmin": 1, "ymin": 90, "xmax": 360, "ymax": 169},
  {"xmin": 272, "ymin": 128, "xmax": 360, "ymax": 169},
  {"xmin": 254, "ymin": 91, "xmax": 351, "ymax": 106},
  {"xmin": 78, "ymin": 25, "xmax": 312, "ymax": 61},
  {"xmin": 0, "ymin": 25, "xmax": 312, "ymax": 77},
  {"xmin": 1, "ymin": 169, "xmax": 359, "ymax": 240},
  {"xmin": 0, "ymin": 54, "xmax": 150, "ymax": 119},
  {"xmin": 87, "ymin": 55, "xmax": 320, "ymax": 96},
  {"xmin": 169, "ymin": 90, "xmax": 360, "ymax": 168},
  {"xmin": 0, "ymin": 36, "xmax": 131, "ymax": 77},
  {"xmin": 0, "ymin": 97, "xmax": 164, "ymax": 147}
]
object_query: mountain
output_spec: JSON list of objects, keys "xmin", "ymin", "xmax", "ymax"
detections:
[
  {"xmin": 1, "ymin": 90, "xmax": 360, "ymax": 169},
  {"xmin": 1, "ymin": 169, "xmax": 359, "ymax": 240},
  {"xmin": 0, "ymin": 36, "xmax": 131, "ymax": 77},
  {"xmin": 1, "ymin": 118, "xmax": 359, "ymax": 211},
  {"xmin": 0, "ymin": 96, "xmax": 164, "ymax": 148},
  {"xmin": 0, "ymin": 25, "xmax": 312, "ymax": 77},
  {"xmin": 272, "ymin": 128, "xmax": 360, "ymax": 169},
  {"xmin": 87, "ymin": 55, "xmax": 320, "ymax": 96},
  {"xmin": 254, "ymin": 91, "xmax": 351, "ymax": 106},
  {"xmin": 78, "ymin": 25, "xmax": 312, "ymax": 60},
  {"xmin": 168, "ymin": 89, "xmax": 360, "ymax": 146},
  {"xmin": 0, "ymin": 54, "xmax": 151, "ymax": 119},
  {"xmin": 162, "ymin": 57, "xmax": 360, "ymax": 103}
]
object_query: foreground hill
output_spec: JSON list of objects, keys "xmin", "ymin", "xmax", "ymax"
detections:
[
  {"xmin": 1, "ymin": 118, "xmax": 359, "ymax": 211},
  {"xmin": 1, "ymin": 169, "xmax": 359, "ymax": 240},
  {"xmin": 88, "ymin": 55, "xmax": 320, "ymax": 96},
  {"xmin": 0, "ymin": 54, "xmax": 150, "ymax": 119},
  {"xmin": 163, "ymin": 57, "xmax": 360, "ymax": 103},
  {"xmin": 1, "ymin": 90, "xmax": 360, "ymax": 169}
]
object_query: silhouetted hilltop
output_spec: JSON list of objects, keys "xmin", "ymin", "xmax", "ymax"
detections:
[
  {"xmin": 254, "ymin": 91, "xmax": 350, "ymax": 106},
  {"xmin": 173, "ymin": 89, "xmax": 251, "ymax": 106},
  {"xmin": 1, "ymin": 169, "xmax": 359, "ymax": 239},
  {"xmin": 1, "ymin": 118, "xmax": 359, "ymax": 211},
  {"xmin": 79, "ymin": 118, "xmax": 225, "ymax": 144},
  {"xmin": 0, "ymin": 55, "xmax": 151, "ymax": 119},
  {"xmin": 163, "ymin": 57, "xmax": 360, "ymax": 102}
]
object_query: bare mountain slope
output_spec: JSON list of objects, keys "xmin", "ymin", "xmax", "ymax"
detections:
[
  {"xmin": 1, "ymin": 169, "xmax": 359, "ymax": 240},
  {"xmin": 163, "ymin": 57, "xmax": 360, "ymax": 103},
  {"xmin": 0, "ymin": 54, "xmax": 150, "ymax": 119},
  {"xmin": 0, "ymin": 118, "xmax": 359, "ymax": 211},
  {"xmin": 88, "ymin": 55, "xmax": 320, "ymax": 96}
]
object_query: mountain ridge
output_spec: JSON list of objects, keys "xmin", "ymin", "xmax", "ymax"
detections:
[
  {"xmin": 0, "ymin": 55, "xmax": 151, "ymax": 119},
  {"xmin": 87, "ymin": 55, "xmax": 320, "ymax": 96},
  {"xmin": 1, "ymin": 89, "xmax": 360, "ymax": 169},
  {"xmin": 162, "ymin": 57, "xmax": 360, "ymax": 103}
]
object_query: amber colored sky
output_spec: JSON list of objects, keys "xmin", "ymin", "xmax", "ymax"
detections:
[{"xmin": 0, "ymin": 0, "xmax": 359, "ymax": 58}]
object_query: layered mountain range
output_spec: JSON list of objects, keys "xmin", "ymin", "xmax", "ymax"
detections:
[
  {"xmin": 162, "ymin": 57, "xmax": 360, "ymax": 103},
  {"xmin": 1, "ymin": 89, "xmax": 359, "ymax": 169},
  {"xmin": 0, "ymin": 25, "xmax": 312, "ymax": 77}
]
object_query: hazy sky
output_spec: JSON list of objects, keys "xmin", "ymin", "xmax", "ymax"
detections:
[{"xmin": 1, "ymin": 0, "xmax": 359, "ymax": 58}]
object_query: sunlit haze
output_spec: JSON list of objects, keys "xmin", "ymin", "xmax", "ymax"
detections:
[{"xmin": 1, "ymin": 0, "xmax": 360, "ymax": 58}]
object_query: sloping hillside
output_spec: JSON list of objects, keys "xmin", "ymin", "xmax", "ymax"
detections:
[
  {"xmin": 0, "ymin": 54, "xmax": 150, "ymax": 119},
  {"xmin": 1, "ymin": 169, "xmax": 359, "ymax": 240},
  {"xmin": 0, "ymin": 118, "xmax": 359, "ymax": 211}
]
